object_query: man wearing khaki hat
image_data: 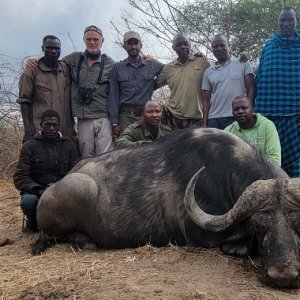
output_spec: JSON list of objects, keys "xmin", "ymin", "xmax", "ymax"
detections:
[
  {"xmin": 63, "ymin": 25, "xmax": 115, "ymax": 158},
  {"xmin": 108, "ymin": 31, "xmax": 164, "ymax": 139}
]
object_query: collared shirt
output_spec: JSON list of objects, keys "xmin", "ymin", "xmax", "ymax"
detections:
[
  {"xmin": 224, "ymin": 113, "xmax": 281, "ymax": 166},
  {"xmin": 202, "ymin": 56, "xmax": 254, "ymax": 119},
  {"xmin": 108, "ymin": 56, "xmax": 164, "ymax": 124},
  {"xmin": 115, "ymin": 118, "xmax": 172, "ymax": 149},
  {"xmin": 63, "ymin": 52, "xmax": 115, "ymax": 119},
  {"xmin": 155, "ymin": 53, "xmax": 210, "ymax": 120},
  {"xmin": 17, "ymin": 58, "xmax": 74, "ymax": 137}
]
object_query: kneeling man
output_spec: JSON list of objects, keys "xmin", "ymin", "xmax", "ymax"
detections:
[
  {"xmin": 116, "ymin": 100, "xmax": 172, "ymax": 149},
  {"xmin": 225, "ymin": 96, "xmax": 281, "ymax": 166},
  {"xmin": 14, "ymin": 110, "xmax": 80, "ymax": 232}
]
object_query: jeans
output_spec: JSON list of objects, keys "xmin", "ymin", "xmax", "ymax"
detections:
[
  {"xmin": 20, "ymin": 193, "xmax": 39, "ymax": 224},
  {"xmin": 208, "ymin": 117, "xmax": 234, "ymax": 130}
]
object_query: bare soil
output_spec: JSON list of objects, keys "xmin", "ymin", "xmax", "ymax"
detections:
[{"xmin": 0, "ymin": 184, "xmax": 299, "ymax": 300}]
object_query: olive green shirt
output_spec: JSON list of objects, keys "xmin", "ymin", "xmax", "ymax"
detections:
[
  {"xmin": 63, "ymin": 52, "xmax": 115, "ymax": 119},
  {"xmin": 116, "ymin": 119, "xmax": 172, "ymax": 149},
  {"xmin": 17, "ymin": 58, "xmax": 74, "ymax": 136},
  {"xmin": 155, "ymin": 53, "xmax": 210, "ymax": 120}
]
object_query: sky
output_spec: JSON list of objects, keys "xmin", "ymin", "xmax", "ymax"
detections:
[{"xmin": 0, "ymin": 0, "xmax": 133, "ymax": 61}]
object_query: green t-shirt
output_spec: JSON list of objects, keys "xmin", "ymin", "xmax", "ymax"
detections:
[{"xmin": 225, "ymin": 113, "xmax": 281, "ymax": 166}]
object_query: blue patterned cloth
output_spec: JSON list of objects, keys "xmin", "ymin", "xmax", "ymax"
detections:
[
  {"xmin": 255, "ymin": 30, "xmax": 300, "ymax": 177},
  {"xmin": 267, "ymin": 116, "xmax": 300, "ymax": 172},
  {"xmin": 255, "ymin": 30, "xmax": 300, "ymax": 115}
]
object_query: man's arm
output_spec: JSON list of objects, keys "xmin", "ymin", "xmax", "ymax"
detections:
[
  {"xmin": 107, "ymin": 62, "xmax": 121, "ymax": 138},
  {"xmin": 154, "ymin": 65, "xmax": 167, "ymax": 90},
  {"xmin": 243, "ymin": 60, "xmax": 255, "ymax": 106},
  {"xmin": 202, "ymin": 90, "xmax": 211, "ymax": 127},
  {"xmin": 18, "ymin": 70, "xmax": 36, "ymax": 142},
  {"xmin": 13, "ymin": 143, "xmax": 44, "ymax": 195},
  {"xmin": 68, "ymin": 141, "xmax": 80, "ymax": 168},
  {"xmin": 245, "ymin": 74, "xmax": 255, "ymax": 106},
  {"xmin": 264, "ymin": 121, "xmax": 282, "ymax": 167},
  {"xmin": 115, "ymin": 126, "xmax": 150, "ymax": 149},
  {"xmin": 108, "ymin": 64, "xmax": 122, "ymax": 138}
]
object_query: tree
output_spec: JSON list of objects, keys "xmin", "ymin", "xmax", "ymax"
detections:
[
  {"xmin": 0, "ymin": 54, "xmax": 24, "ymax": 180},
  {"xmin": 111, "ymin": 0, "xmax": 300, "ymax": 64}
]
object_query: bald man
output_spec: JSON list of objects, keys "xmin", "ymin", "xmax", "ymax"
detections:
[
  {"xmin": 116, "ymin": 100, "xmax": 172, "ymax": 149},
  {"xmin": 202, "ymin": 34, "xmax": 255, "ymax": 129}
]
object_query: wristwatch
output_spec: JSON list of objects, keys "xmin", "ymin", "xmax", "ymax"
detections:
[{"xmin": 112, "ymin": 124, "xmax": 118, "ymax": 127}]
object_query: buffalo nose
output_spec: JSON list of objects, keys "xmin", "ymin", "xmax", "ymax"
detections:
[{"xmin": 267, "ymin": 266, "xmax": 299, "ymax": 284}]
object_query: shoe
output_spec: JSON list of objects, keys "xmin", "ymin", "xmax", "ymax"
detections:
[{"xmin": 22, "ymin": 219, "xmax": 38, "ymax": 233}]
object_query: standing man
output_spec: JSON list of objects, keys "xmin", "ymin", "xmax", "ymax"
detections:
[
  {"xmin": 63, "ymin": 25, "xmax": 115, "ymax": 158},
  {"xmin": 18, "ymin": 35, "xmax": 75, "ymax": 142},
  {"xmin": 255, "ymin": 7, "xmax": 300, "ymax": 177},
  {"xmin": 108, "ymin": 31, "xmax": 164, "ymax": 138},
  {"xmin": 202, "ymin": 34, "xmax": 255, "ymax": 130},
  {"xmin": 115, "ymin": 100, "xmax": 172, "ymax": 149},
  {"xmin": 225, "ymin": 96, "xmax": 281, "ymax": 166},
  {"xmin": 155, "ymin": 33, "xmax": 210, "ymax": 129},
  {"xmin": 14, "ymin": 110, "xmax": 79, "ymax": 233}
]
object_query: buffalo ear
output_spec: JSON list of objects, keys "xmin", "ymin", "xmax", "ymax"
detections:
[{"xmin": 287, "ymin": 179, "xmax": 300, "ymax": 206}]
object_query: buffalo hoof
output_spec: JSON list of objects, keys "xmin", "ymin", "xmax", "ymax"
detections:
[
  {"xmin": 220, "ymin": 241, "xmax": 248, "ymax": 257},
  {"xmin": 69, "ymin": 232, "xmax": 98, "ymax": 251},
  {"xmin": 32, "ymin": 239, "xmax": 51, "ymax": 255}
]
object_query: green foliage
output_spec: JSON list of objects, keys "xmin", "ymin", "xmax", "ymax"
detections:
[
  {"xmin": 114, "ymin": 0, "xmax": 300, "ymax": 65},
  {"xmin": 176, "ymin": 0, "xmax": 300, "ymax": 64}
]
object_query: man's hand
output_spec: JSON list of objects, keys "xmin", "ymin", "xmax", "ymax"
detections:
[
  {"xmin": 26, "ymin": 58, "xmax": 38, "ymax": 69},
  {"xmin": 112, "ymin": 125, "xmax": 121, "ymax": 139},
  {"xmin": 143, "ymin": 54, "xmax": 154, "ymax": 61},
  {"xmin": 239, "ymin": 52, "xmax": 248, "ymax": 62}
]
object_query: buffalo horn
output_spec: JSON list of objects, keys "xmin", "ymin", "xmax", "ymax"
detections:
[{"xmin": 184, "ymin": 168, "xmax": 276, "ymax": 232}]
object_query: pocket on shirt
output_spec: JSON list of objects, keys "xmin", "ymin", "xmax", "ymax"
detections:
[
  {"xmin": 118, "ymin": 75, "xmax": 129, "ymax": 82},
  {"xmin": 35, "ymin": 82, "xmax": 53, "ymax": 92},
  {"xmin": 31, "ymin": 158, "xmax": 47, "ymax": 173},
  {"xmin": 230, "ymin": 69, "xmax": 242, "ymax": 80},
  {"xmin": 143, "ymin": 74, "xmax": 154, "ymax": 81}
]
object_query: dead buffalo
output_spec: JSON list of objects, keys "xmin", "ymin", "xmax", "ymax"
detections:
[{"xmin": 34, "ymin": 128, "xmax": 300, "ymax": 288}]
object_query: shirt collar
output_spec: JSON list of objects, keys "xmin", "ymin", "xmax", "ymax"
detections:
[
  {"xmin": 174, "ymin": 54, "xmax": 197, "ymax": 66},
  {"xmin": 213, "ymin": 55, "xmax": 234, "ymax": 69},
  {"xmin": 124, "ymin": 55, "xmax": 146, "ymax": 67},
  {"xmin": 38, "ymin": 57, "xmax": 63, "ymax": 72}
]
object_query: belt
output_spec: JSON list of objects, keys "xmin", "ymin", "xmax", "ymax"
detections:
[{"xmin": 119, "ymin": 105, "xmax": 144, "ymax": 117}]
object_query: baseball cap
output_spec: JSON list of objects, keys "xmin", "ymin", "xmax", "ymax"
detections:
[
  {"xmin": 123, "ymin": 31, "xmax": 141, "ymax": 42},
  {"xmin": 84, "ymin": 25, "xmax": 103, "ymax": 37}
]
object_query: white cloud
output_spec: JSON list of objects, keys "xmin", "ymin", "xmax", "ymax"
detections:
[
  {"xmin": 1, "ymin": 0, "xmax": 130, "ymax": 60},
  {"xmin": 1, "ymin": 0, "xmax": 76, "ymax": 24}
]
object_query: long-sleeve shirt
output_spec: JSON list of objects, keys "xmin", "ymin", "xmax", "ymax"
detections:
[
  {"xmin": 225, "ymin": 113, "xmax": 281, "ymax": 166},
  {"xmin": 108, "ymin": 56, "xmax": 164, "ymax": 124},
  {"xmin": 115, "ymin": 119, "xmax": 172, "ymax": 149}
]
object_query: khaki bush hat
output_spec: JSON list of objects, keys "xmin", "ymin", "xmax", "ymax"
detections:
[{"xmin": 123, "ymin": 31, "xmax": 141, "ymax": 42}]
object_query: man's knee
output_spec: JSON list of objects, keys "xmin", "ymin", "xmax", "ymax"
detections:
[{"xmin": 20, "ymin": 193, "xmax": 39, "ymax": 215}]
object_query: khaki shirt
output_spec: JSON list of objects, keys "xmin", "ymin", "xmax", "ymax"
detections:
[
  {"xmin": 63, "ymin": 52, "xmax": 115, "ymax": 119},
  {"xmin": 155, "ymin": 53, "xmax": 210, "ymax": 120},
  {"xmin": 17, "ymin": 58, "xmax": 74, "ymax": 136},
  {"xmin": 116, "ymin": 119, "xmax": 172, "ymax": 149}
]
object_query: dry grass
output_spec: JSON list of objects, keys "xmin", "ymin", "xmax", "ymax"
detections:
[
  {"xmin": 0, "ymin": 118, "xmax": 23, "ymax": 180},
  {"xmin": 0, "ymin": 187, "xmax": 299, "ymax": 299}
]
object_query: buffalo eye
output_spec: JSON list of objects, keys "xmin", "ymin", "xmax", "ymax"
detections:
[
  {"xmin": 288, "ymin": 211, "xmax": 300, "ymax": 235},
  {"xmin": 251, "ymin": 212, "xmax": 272, "ymax": 235}
]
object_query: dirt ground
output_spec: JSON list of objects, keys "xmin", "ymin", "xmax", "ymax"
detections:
[{"xmin": 0, "ymin": 184, "xmax": 299, "ymax": 300}]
